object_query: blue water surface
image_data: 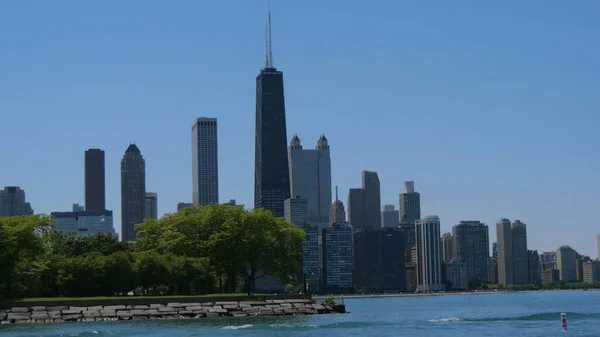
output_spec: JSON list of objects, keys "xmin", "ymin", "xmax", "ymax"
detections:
[{"xmin": 1, "ymin": 291, "xmax": 599, "ymax": 336}]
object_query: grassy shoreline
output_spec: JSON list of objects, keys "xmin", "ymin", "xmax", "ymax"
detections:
[{"xmin": 11, "ymin": 293, "xmax": 271, "ymax": 303}]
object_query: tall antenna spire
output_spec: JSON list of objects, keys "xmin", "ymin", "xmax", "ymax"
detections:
[
  {"xmin": 267, "ymin": 0, "xmax": 274, "ymax": 68},
  {"xmin": 335, "ymin": 186, "xmax": 339, "ymax": 201},
  {"xmin": 264, "ymin": 21, "xmax": 269, "ymax": 68}
]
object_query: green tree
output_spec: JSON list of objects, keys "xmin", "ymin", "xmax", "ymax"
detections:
[
  {"xmin": 132, "ymin": 251, "xmax": 168, "ymax": 295},
  {"xmin": 0, "ymin": 215, "xmax": 52, "ymax": 298},
  {"xmin": 96, "ymin": 251, "xmax": 135, "ymax": 296},
  {"xmin": 468, "ymin": 277, "xmax": 482, "ymax": 290},
  {"xmin": 136, "ymin": 204, "xmax": 304, "ymax": 295}
]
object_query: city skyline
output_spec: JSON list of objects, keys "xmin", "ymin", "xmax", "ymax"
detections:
[{"xmin": 1, "ymin": 1, "xmax": 599, "ymax": 256}]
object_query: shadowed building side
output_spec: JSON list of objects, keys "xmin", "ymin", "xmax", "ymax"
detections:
[
  {"xmin": 0, "ymin": 186, "xmax": 34, "ymax": 217},
  {"xmin": 84, "ymin": 149, "xmax": 105, "ymax": 212},
  {"xmin": 121, "ymin": 144, "xmax": 146, "ymax": 242},
  {"xmin": 192, "ymin": 117, "xmax": 219, "ymax": 206}
]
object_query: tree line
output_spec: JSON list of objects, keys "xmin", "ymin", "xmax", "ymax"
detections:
[{"xmin": 0, "ymin": 204, "xmax": 305, "ymax": 299}]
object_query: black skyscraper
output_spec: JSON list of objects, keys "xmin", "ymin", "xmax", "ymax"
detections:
[
  {"xmin": 254, "ymin": 9, "xmax": 290, "ymax": 217},
  {"xmin": 353, "ymin": 228, "xmax": 406, "ymax": 292},
  {"xmin": 85, "ymin": 149, "xmax": 105, "ymax": 212},
  {"xmin": 121, "ymin": 144, "xmax": 146, "ymax": 242}
]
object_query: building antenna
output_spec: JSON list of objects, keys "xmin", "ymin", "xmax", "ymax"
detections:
[
  {"xmin": 335, "ymin": 186, "xmax": 339, "ymax": 201},
  {"xmin": 264, "ymin": 21, "xmax": 269, "ymax": 68},
  {"xmin": 267, "ymin": 0, "xmax": 274, "ymax": 68}
]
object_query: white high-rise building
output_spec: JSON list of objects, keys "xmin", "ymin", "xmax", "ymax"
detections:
[
  {"xmin": 288, "ymin": 134, "xmax": 331, "ymax": 229},
  {"xmin": 192, "ymin": 117, "xmax": 218, "ymax": 205},
  {"xmin": 415, "ymin": 215, "xmax": 443, "ymax": 292},
  {"xmin": 284, "ymin": 197, "xmax": 309, "ymax": 226}
]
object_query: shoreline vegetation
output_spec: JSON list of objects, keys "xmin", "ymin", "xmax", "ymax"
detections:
[{"xmin": 0, "ymin": 206, "xmax": 305, "ymax": 300}]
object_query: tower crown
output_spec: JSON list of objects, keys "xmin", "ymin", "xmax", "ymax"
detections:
[
  {"xmin": 316, "ymin": 134, "xmax": 329, "ymax": 149},
  {"xmin": 290, "ymin": 134, "xmax": 302, "ymax": 148}
]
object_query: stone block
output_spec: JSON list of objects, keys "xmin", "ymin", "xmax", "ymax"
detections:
[
  {"xmin": 83, "ymin": 318, "xmax": 95, "ymax": 322},
  {"xmin": 265, "ymin": 300, "xmax": 275, "ymax": 304},
  {"xmin": 145, "ymin": 310, "xmax": 162, "ymax": 316},
  {"xmin": 232, "ymin": 312, "xmax": 248, "ymax": 317},
  {"xmin": 205, "ymin": 312, "xmax": 219, "ymax": 317},
  {"xmin": 215, "ymin": 301, "xmax": 239, "ymax": 306},
  {"xmin": 104, "ymin": 305, "xmax": 126, "ymax": 310},
  {"xmin": 117, "ymin": 311, "xmax": 132, "ymax": 319},
  {"xmin": 126, "ymin": 305, "xmax": 133, "ymax": 309},
  {"xmin": 280, "ymin": 303, "xmax": 292, "ymax": 307},
  {"xmin": 266, "ymin": 304, "xmax": 280, "ymax": 309},
  {"xmin": 54, "ymin": 319, "xmax": 65, "ymax": 323},
  {"xmin": 31, "ymin": 306, "xmax": 47, "ymax": 311},
  {"xmin": 62, "ymin": 309, "xmax": 82, "ymax": 315},
  {"xmin": 48, "ymin": 306, "xmax": 68, "ymax": 312},
  {"xmin": 240, "ymin": 301, "xmax": 266, "ymax": 306},
  {"xmin": 133, "ymin": 316, "xmax": 149, "ymax": 320},
  {"xmin": 184, "ymin": 303, "xmax": 201, "ymax": 307},
  {"xmin": 272, "ymin": 300, "xmax": 286, "ymax": 304},
  {"xmin": 200, "ymin": 302, "xmax": 214, "ymax": 306},
  {"xmin": 63, "ymin": 314, "xmax": 82, "ymax": 321},
  {"xmin": 324, "ymin": 305, "xmax": 333, "ymax": 311},
  {"xmin": 313, "ymin": 304, "xmax": 326, "ymax": 311},
  {"xmin": 283, "ymin": 307, "xmax": 297, "ymax": 315},
  {"xmin": 0, "ymin": 313, "xmax": 5, "ymax": 320},
  {"xmin": 167, "ymin": 303, "xmax": 184, "ymax": 308},
  {"xmin": 299, "ymin": 308, "xmax": 316, "ymax": 314},
  {"xmin": 8, "ymin": 313, "xmax": 31, "ymax": 321},
  {"xmin": 158, "ymin": 307, "xmax": 177, "ymax": 313},
  {"xmin": 87, "ymin": 306, "xmax": 104, "ymax": 311},
  {"xmin": 193, "ymin": 313, "xmax": 206, "ymax": 318},
  {"xmin": 223, "ymin": 305, "xmax": 239, "ymax": 310},
  {"xmin": 100, "ymin": 310, "xmax": 116, "ymax": 317},
  {"xmin": 48, "ymin": 312, "xmax": 62, "ymax": 319},
  {"xmin": 131, "ymin": 310, "xmax": 148, "ymax": 316},
  {"xmin": 160, "ymin": 311, "xmax": 178, "ymax": 316},
  {"xmin": 185, "ymin": 306, "xmax": 203, "ymax": 311},
  {"xmin": 11, "ymin": 307, "xmax": 30, "ymax": 313},
  {"xmin": 83, "ymin": 311, "xmax": 101, "ymax": 318},
  {"xmin": 208, "ymin": 308, "xmax": 227, "ymax": 314},
  {"xmin": 149, "ymin": 304, "xmax": 162, "ymax": 308},
  {"xmin": 242, "ymin": 307, "xmax": 258, "ymax": 312},
  {"xmin": 258, "ymin": 309, "xmax": 274, "ymax": 316},
  {"xmin": 32, "ymin": 312, "xmax": 49, "ymax": 320},
  {"xmin": 132, "ymin": 305, "xmax": 149, "ymax": 310},
  {"xmin": 69, "ymin": 306, "xmax": 87, "ymax": 312}
]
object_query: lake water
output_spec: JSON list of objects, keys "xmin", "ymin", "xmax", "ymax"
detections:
[{"xmin": 2, "ymin": 291, "xmax": 600, "ymax": 336}]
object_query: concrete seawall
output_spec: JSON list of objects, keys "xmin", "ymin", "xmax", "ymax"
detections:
[{"xmin": 0, "ymin": 299, "xmax": 344, "ymax": 324}]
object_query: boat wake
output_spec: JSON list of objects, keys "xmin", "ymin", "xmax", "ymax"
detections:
[{"xmin": 428, "ymin": 312, "xmax": 600, "ymax": 323}]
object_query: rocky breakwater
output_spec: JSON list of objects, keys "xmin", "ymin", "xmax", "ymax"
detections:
[{"xmin": 0, "ymin": 299, "xmax": 344, "ymax": 324}]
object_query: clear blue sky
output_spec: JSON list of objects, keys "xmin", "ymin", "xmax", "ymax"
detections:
[{"xmin": 1, "ymin": 0, "xmax": 599, "ymax": 257}]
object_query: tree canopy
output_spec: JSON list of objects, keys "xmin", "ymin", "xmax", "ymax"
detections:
[
  {"xmin": 0, "ymin": 204, "xmax": 304, "ymax": 299},
  {"xmin": 136, "ymin": 205, "xmax": 305, "ymax": 294}
]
